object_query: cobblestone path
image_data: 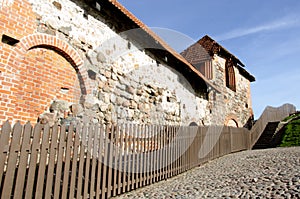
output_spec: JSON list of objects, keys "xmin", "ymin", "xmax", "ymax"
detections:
[{"xmin": 112, "ymin": 147, "xmax": 300, "ymax": 199}]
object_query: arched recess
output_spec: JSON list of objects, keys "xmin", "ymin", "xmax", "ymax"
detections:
[
  {"xmin": 5, "ymin": 33, "xmax": 91, "ymax": 123},
  {"xmin": 224, "ymin": 114, "xmax": 239, "ymax": 127},
  {"xmin": 225, "ymin": 59, "xmax": 236, "ymax": 92}
]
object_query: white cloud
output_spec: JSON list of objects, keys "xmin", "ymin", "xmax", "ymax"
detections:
[{"xmin": 214, "ymin": 14, "xmax": 300, "ymax": 41}]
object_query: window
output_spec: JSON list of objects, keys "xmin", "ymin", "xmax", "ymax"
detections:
[
  {"xmin": 225, "ymin": 59, "xmax": 236, "ymax": 91},
  {"xmin": 194, "ymin": 59, "xmax": 213, "ymax": 80}
]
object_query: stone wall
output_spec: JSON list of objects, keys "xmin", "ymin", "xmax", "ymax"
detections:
[
  {"xmin": 0, "ymin": 0, "xmax": 253, "ymax": 127},
  {"xmin": 209, "ymin": 55, "xmax": 253, "ymax": 127}
]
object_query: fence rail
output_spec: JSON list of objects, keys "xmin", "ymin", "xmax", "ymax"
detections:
[{"xmin": 0, "ymin": 103, "xmax": 295, "ymax": 198}]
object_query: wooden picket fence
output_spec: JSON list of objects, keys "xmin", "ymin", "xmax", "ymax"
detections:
[{"xmin": 0, "ymin": 103, "xmax": 295, "ymax": 198}]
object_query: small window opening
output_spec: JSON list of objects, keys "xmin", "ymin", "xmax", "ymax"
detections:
[{"xmin": 60, "ymin": 87, "xmax": 69, "ymax": 94}]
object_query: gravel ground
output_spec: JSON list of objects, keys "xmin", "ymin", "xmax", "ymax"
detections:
[{"xmin": 112, "ymin": 147, "xmax": 300, "ymax": 199}]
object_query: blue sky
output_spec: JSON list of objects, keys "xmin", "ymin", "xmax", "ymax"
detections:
[{"xmin": 118, "ymin": 0, "xmax": 300, "ymax": 118}]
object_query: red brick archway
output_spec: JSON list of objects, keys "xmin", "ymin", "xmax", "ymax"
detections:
[{"xmin": 2, "ymin": 34, "xmax": 91, "ymax": 124}]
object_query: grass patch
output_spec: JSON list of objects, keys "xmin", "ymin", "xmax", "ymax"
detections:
[
  {"xmin": 279, "ymin": 118, "xmax": 300, "ymax": 147},
  {"xmin": 282, "ymin": 112, "xmax": 300, "ymax": 122}
]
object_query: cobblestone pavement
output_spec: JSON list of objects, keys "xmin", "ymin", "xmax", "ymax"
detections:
[{"xmin": 112, "ymin": 147, "xmax": 300, "ymax": 199}]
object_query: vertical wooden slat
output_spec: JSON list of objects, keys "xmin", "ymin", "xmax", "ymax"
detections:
[
  {"xmin": 112, "ymin": 125, "xmax": 119, "ymax": 197},
  {"xmin": 156, "ymin": 126, "xmax": 162, "ymax": 182},
  {"xmin": 122, "ymin": 124, "xmax": 128, "ymax": 193},
  {"xmin": 178, "ymin": 126, "xmax": 181, "ymax": 174},
  {"xmin": 131, "ymin": 124, "xmax": 136, "ymax": 190},
  {"xmin": 0, "ymin": 121, "xmax": 11, "ymax": 189},
  {"xmin": 24, "ymin": 123, "xmax": 43, "ymax": 199},
  {"xmin": 69, "ymin": 123, "xmax": 81, "ymax": 199},
  {"xmin": 149, "ymin": 125, "xmax": 154, "ymax": 184},
  {"xmin": 76, "ymin": 124, "xmax": 87, "ymax": 199},
  {"xmin": 14, "ymin": 122, "xmax": 32, "ymax": 199},
  {"xmin": 117, "ymin": 124, "xmax": 124, "ymax": 195},
  {"xmin": 180, "ymin": 126, "xmax": 183, "ymax": 174},
  {"xmin": 53, "ymin": 125, "xmax": 66, "ymax": 199},
  {"xmin": 168, "ymin": 126, "xmax": 175, "ymax": 178},
  {"xmin": 139, "ymin": 125, "xmax": 144, "ymax": 188},
  {"xmin": 101, "ymin": 125, "xmax": 109, "ymax": 199},
  {"xmin": 153, "ymin": 125, "xmax": 158, "ymax": 182},
  {"xmin": 95, "ymin": 124, "xmax": 104, "ymax": 199},
  {"xmin": 142, "ymin": 124, "xmax": 147, "ymax": 186},
  {"xmin": 162, "ymin": 126, "xmax": 166, "ymax": 180},
  {"xmin": 44, "ymin": 124, "xmax": 59, "ymax": 199},
  {"xmin": 83, "ymin": 124, "xmax": 94, "ymax": 198},
  {"xmin": 134, "ymin": 124, "xmax": 139, "ymax": 188},
  {"xmin": 145, "ymin": 125, "xmax": 151, "ymax": 185},
  {"xmin": 126, "ymin": 124, "xmax": 132, "ymax": 192},
  {"xmin": 173, "ymin": 126, "xmax": 178, "ymax": 176},
  {"xmin": 159, "ymin": 126, "xmax": 163, "ymax": 181},
  {"xmin": 1, "ymin": 122, "xmax": 22, "ymax": 199},
  {"xmin": 35, "ymin": 124, "xmax": 51, "ymax": 199},
  {"xmin": 180, "ymin": 127, "xmax": 185, "ymax": 173},
  {"xmin": 106, "ymin": 125, "xmax": 114, "ymax": 198},
  {"xmin": 90, "ymin": 124, "xmax": 99, "ymax": 198},
  {"xmin": 156, "ymin": 125, "xmax": 160, "ymax": 182},
  {"xmin": 61, "ymin": 124, "xmax": 74, "ymax": 199}
]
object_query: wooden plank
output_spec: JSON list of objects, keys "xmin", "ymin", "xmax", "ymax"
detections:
[
  {"xmin": 106, "ymin": 125, "xmax": 114, "ymax": 198},
  {"xmin": 112, "ymin": 125, "xmax": 119, "ymax": 196},
  {"xmin": 44, "ymin": 124, "xmax": 59, "ymax": 199},
  {"xmin": 142, "ymin": 125, "xmax": 147, "ymax": 186},
  {"xmin": 35, "ymin": 124, "xmax": 51, "ymax": 199},
  {"xmin": 95, "ymin": 124, "xmax": 104, "ymax": 199},
  {"xmin": 90, "ymin": 124, "xmax": 99, "ymax": 198},
  {"xmin": 146, "ymin": 125, "xmax": 151, "ymax": 185},
  {"xmin": 83, "ymin": 124, "xmax": 94, "ymax": 198},
  {"xmin": 130, "ymin": 124, "xmax": 136, "ymax": 190},
  {"xmin": 161, "ymin": 126, "xmax": 166, "ymax": 180},
  {"xmin": 152, "ymin": 125, "xmax": 157, "ymax": 182},
  {"xmin": 101, "ymin": 125, "xmax": 109, "ymax": 199},
  {"xmin": 117, "ymin": 125, "xmax": 124, "ymax": 195},
  {"xmin": 61, "ymin": 124, "xmax": 74, "ymax": 199},
  {"xmin": 14, "ymin": 122, "xmax": 32, "ymax": 199},
  {"xmin": 53, "ymin": 124, "xmax": 66, "ymax": 199},
  {"xmin": 69, "ymin": 123, "xmax": 81, "ymax": 199},
  {"xmin": 149, "ymin": 125, "xmax": 154, "ymax": 184},
  {"xmin": 122, "ymin": 124, "xmax": 129, "ymax": 193},
  {"xmin": 1, "ymin": 122, "xmax": 22, "ymax": 199},
  {"xmin": 157, "ymin": 125, "xmax": 161, "ymax": 181},
  {"xmin": 139, "ymin": 125, "xmax": 144, "ymax": 188},
  {"xmin": 158, "ymin": 125, "xmax": 164, "ymax": 181},
  {"xmin": 169, "ymin": 126, "xmax": 173, "ymax": 177},
  {"xmin": 0, "ymin": 121, "xmax": 11, "ymax": 189},
  {"xmin": 159, "ymin": 126, "xmax": 163, "ymax": 181},
  {"xmin": 24, "ymin": 123, "xmax": 43, "ymax": 199},
  {"xmin": 76, "ymin": 124, "xmax": 87, "ymax": 199}
]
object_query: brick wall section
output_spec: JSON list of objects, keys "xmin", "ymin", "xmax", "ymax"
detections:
[
  {"xmin": 0, "ymin": 1, "xmax": 87, "ymax": 124},
  {"xmin": 12, "ymin": 48, "xmax": 81, "ymax": 123}
]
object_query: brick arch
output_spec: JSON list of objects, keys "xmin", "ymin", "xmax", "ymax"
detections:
[
  {"xmin": 224, "ymin": 114, "xmax": 239, "ymax": 127},
  {"xmin": 18, "ymin": 34, "xmax": 83, "ymax": 71},
  {"xmin": 14, "ymin": 33, "xmax": 90, "ymax": 96},
  {"xmin": 3, "ymin": 33, "xmax": 92, "ymax": 123}
]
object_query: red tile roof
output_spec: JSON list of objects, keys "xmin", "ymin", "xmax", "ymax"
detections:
[{"xmin": 181, "ymin": 35, "xmax": 255, "ymax": 82}]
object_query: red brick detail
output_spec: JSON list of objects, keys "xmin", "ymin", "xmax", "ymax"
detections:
[
  {"xmin": 17, "ymin": 34, "xmax": 84, "ymax": 67},
  {"xmin": 1, "ymin": 33, "xmax": 91, "ymax": 124},
  {"xmin": 0, "ymin": 0, "xmax": 36, "ymax": 40}
]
